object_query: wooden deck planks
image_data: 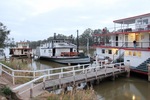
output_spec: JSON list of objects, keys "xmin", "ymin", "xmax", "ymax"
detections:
[{"xmin": 45, "ymin": 68, "xmax": 126, "ymax": 89}]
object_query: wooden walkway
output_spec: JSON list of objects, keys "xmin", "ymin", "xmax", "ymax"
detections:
[
  {"xmin": 12, "ymin": 63, "xmax": 128, "ymax": 99},
  {"xmin": 0, "ymin": 62, "xmax": 129, "ymax": 99},
  {"xmin": 44, "ymin": 67, "xmax": 125, "ymax": 90}
]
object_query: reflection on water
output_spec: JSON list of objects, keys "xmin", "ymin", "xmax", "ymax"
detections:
[
  {"xmin": 9, "ymin": 58, "xmax": 66, "ymax": 70},
  {"xmin": 93, "ymin": 77, "xmax": 150, "ymax": 100}
]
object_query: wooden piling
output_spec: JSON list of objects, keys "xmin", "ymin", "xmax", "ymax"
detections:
[{"xmin": 125, "ymin": 60, "xmax": 130, "ymax": 78}]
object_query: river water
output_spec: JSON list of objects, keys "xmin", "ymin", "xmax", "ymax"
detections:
[{"xmin": 3, "ymin": 48, "xmax": 150, "ymax": 100}]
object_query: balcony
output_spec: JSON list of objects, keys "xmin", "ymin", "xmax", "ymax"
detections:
[
  {"xmin": 93, "ymin": 42, "xmax": 150, "ymax": 51},
  {"xmin": 93, "ymin": 23, "xmax": 150, "ymax": 37}
]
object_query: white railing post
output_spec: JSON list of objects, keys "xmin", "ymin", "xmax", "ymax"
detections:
[
  {"xmin": 12, "ymin": 71, "xmax": 15, "ymax": 85},
  {"xmin": 30, "ymin": 83, "xmax": 33, "ymax": 98},
  {"xmin": 43, "ymin": 76, "xmax": 46, "ymax": 89},
  {"xmin": 0, "ymin": 64, "xmax": 2, "ymax": 76},
  {"xmin": 95, "ymin": 66, "xmax": 97, "ymax": 79},
  {"xmin": 73, "ymin": 67, "xmax": 75, "ymax": 84},
  {"xmin": 59, "ymin": 73, "xmax": 61, "ymax": 88},
  {"xmin": 82, "ymin": 65, "xmax": 85, "ymax": 73},
  {"xmin": 61, "ymin": 68, "xmax": 63, "ymax": 78},
  {"xmin": 77, "ymin": 64, "xmax": 80, "ymax": 69},
  {"xmin": 33, "ymin": 71, "xmax": 35, "ymax": 79},
  {"xmin": 73, "ymin": 67, "xmax": 75, "ymax": 75},
  {"xmin": 85, "ymin": 68, "xmax": 87, "ymax": 82},
  {"xmin": 113, "ymin": 65, "xmax": 114, "ymax": 75},
  {"xmin": 48, "ymin": 70, "xmax": 50, "ymax": 79}
]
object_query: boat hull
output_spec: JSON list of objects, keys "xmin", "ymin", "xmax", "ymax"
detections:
[{"xmin": 40, "ymin": 56, "xmax": 91, "ymax": 65}]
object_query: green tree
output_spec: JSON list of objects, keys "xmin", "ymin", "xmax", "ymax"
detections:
[
  {"xmin": 79, "ymin": 28, "xmax": 94, "ymax": 46},
  {"xmin": 0, "ymin": 22, "xmax": 10, "ymax": 47}
]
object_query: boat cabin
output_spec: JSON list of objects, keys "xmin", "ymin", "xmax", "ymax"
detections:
[{"xmin": 10, "ymin": 42, "xmax": 32, "ymax": 57}]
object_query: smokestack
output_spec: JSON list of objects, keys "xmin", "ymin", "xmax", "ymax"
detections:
[{"xmin": 54, "ymin": 33, "xmax": 56, "ymax": 39}]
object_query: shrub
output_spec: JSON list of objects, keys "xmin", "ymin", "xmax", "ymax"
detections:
[{"xmin": 1, "ymin": 86, "xmax": 12, "ymax": 96}]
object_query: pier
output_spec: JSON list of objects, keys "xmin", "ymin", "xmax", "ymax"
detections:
[{"xmin": 0, "ymin": 63, "xmax": 129, "ymax": 98}]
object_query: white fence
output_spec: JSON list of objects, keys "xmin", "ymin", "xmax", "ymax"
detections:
[
  {"xmin": 0, "ymin": 62, "xmax": 91, "ymax": 85},
  {"xmin": 12, "ymin": 62, "xmax": 126, "ymax": 98}
]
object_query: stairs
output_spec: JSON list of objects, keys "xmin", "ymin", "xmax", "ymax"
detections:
[{"xmin": 135, "ymin": 58, "xmax": 150, "ymax": 72}]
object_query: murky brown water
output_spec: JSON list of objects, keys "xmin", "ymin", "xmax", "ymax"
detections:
[{"xmin": 93, "ymin": 77, "xmax": 150, "ymax": 100}]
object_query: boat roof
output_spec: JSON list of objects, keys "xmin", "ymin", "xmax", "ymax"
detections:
[{"xmin": 113, "ymin": 13, "xmax": 150, "ymax": 24}]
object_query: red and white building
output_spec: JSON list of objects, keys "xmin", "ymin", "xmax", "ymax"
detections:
[
  {"xmin": 93, "ymin": 13, "xmax": 150, "ymax": 75},
  {"xmin": 10, "ymin": 42, "xmax": 32, "ymax": 57}
]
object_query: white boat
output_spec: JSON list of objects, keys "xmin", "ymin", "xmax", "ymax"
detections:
[
  {"xmin": 9, "ymin": 41, "xmax": 32, "ymax": 58},
  {"xmin": 36, "ymin": 39, "xmax": 90, "ymax": 65},
  {"xmin": 94, "ymin": 13, "xmax": 150, "ymax": 74}
]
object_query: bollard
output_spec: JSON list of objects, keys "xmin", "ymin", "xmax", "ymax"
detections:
[{"xmin": 148, "ymin": 64, "xmax": 150, "ymax": 82}]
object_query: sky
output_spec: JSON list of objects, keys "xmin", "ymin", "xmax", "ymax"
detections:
[{"xmin": 0, "ymin": 0, "xmax": 150, "ymax": 42}]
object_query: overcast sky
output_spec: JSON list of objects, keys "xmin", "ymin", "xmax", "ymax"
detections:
[{"xmin": 0, "ymin": 0, "xmax": 150, "ymax": 42}]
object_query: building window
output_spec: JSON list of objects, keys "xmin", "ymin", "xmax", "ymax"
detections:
[
  {"xmin": 108, "ymin": 50, "xmax": 112, "ymax": 54},
  {"xmin": 102, "ymin": 49, "xmax": 105, "ymax": 54}
]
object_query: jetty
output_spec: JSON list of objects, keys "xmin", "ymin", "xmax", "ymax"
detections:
[{"xmin": 0, "ymin": 61, "xmax": 129, "ymax": 99}]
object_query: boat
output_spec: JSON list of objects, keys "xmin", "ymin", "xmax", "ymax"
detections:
[
  {"xmin": 0, "ymin": 48, "xmax": 5, "ymax": 60},
  {"xmin": 93, "ymin": 13, "xmax": 150, "ymax": 75},
  {"xmin": 35, "ymin": 35, "xmax": 90, "ymax": 65},
  {"xmin": 9, "ymin": 41, "xmax": 32, "ymax": 58}
]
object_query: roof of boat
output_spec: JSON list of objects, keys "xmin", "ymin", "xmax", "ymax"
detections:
[{"xmin": 113, "ymin": 13, "xmax": 150, "ymax": 24}]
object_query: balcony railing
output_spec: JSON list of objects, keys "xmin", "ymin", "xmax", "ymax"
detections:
[{"xmin": 94, "ymin": 42, "xmax": 150, "ymax": 49}]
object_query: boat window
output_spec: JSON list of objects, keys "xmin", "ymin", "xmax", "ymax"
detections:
[
  {"xmin": 102, "ymin": 49, "xmax": 105, "ymax": 54},
  {"xmin": 133, "ymin": 51, "xmax": 136, "ymax": 56},
  {"xmin": 137, "ymin": 20, "xmax": 142, "ymax": 25},
  {"xmin": 143, "ymin": 19, "xmax": 148, "ymax": 25},
  {"xmin": 125, "ymin": 51, "xmax": 129, "ymax": 56},
  {"xmin": 115, "ymin": 50, "xmax": 118, "ymax": 55},
  {"xmin": 44, "ymin": 50, "xmax": 46, "ymax": 53},
  {"xmin": 59, "ymin": 43, "xmax": 65, "ymax": 46},
  {"xmin": 108, "ymin": 50, "xmax": 112, "ymax": 54},
  {"xmin": 129, "ymin": 51, "xmax": 132, "ymax": 56},
  {"xmin": 137, "ymin": 51, "xmax": 141, "ymax": 57}
]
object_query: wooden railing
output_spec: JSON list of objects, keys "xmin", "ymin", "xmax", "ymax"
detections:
[
  {"xmin": 12, "ymin": 62, "xmax": 126, "ymax": 98},
  {"xmin": 0, "ymin": 62, "xmax": 91, "ymax": 85}
]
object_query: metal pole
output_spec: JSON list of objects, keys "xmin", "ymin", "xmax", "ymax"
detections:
[
  {"xmin": 87, "ymin": 38, "xmax": 89, "ymax": 55},
  {"xmin": 77, "ymin": 30, "xmax": 79, "ymax": 53}
]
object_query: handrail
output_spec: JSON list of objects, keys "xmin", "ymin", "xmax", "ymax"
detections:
[
  {"xmin": 0, "ymin": 62, "xmax": 91, "ymax": 85},
  {"xmin": 13, "ymin": 62, "xmax": 125, "ymax": 93}
]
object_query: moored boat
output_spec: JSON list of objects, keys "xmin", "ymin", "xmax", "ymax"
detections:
[
  {"xmin": 9, "ymin": 41, "xmax": 32, "ymax": 58},
  {"xmin": 35, "ymin": 36, "xmax": 90, "ymax": 65},
  {"xmin": 93, "ymin": 13, "xmax": 150, "ymax": 75}
]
